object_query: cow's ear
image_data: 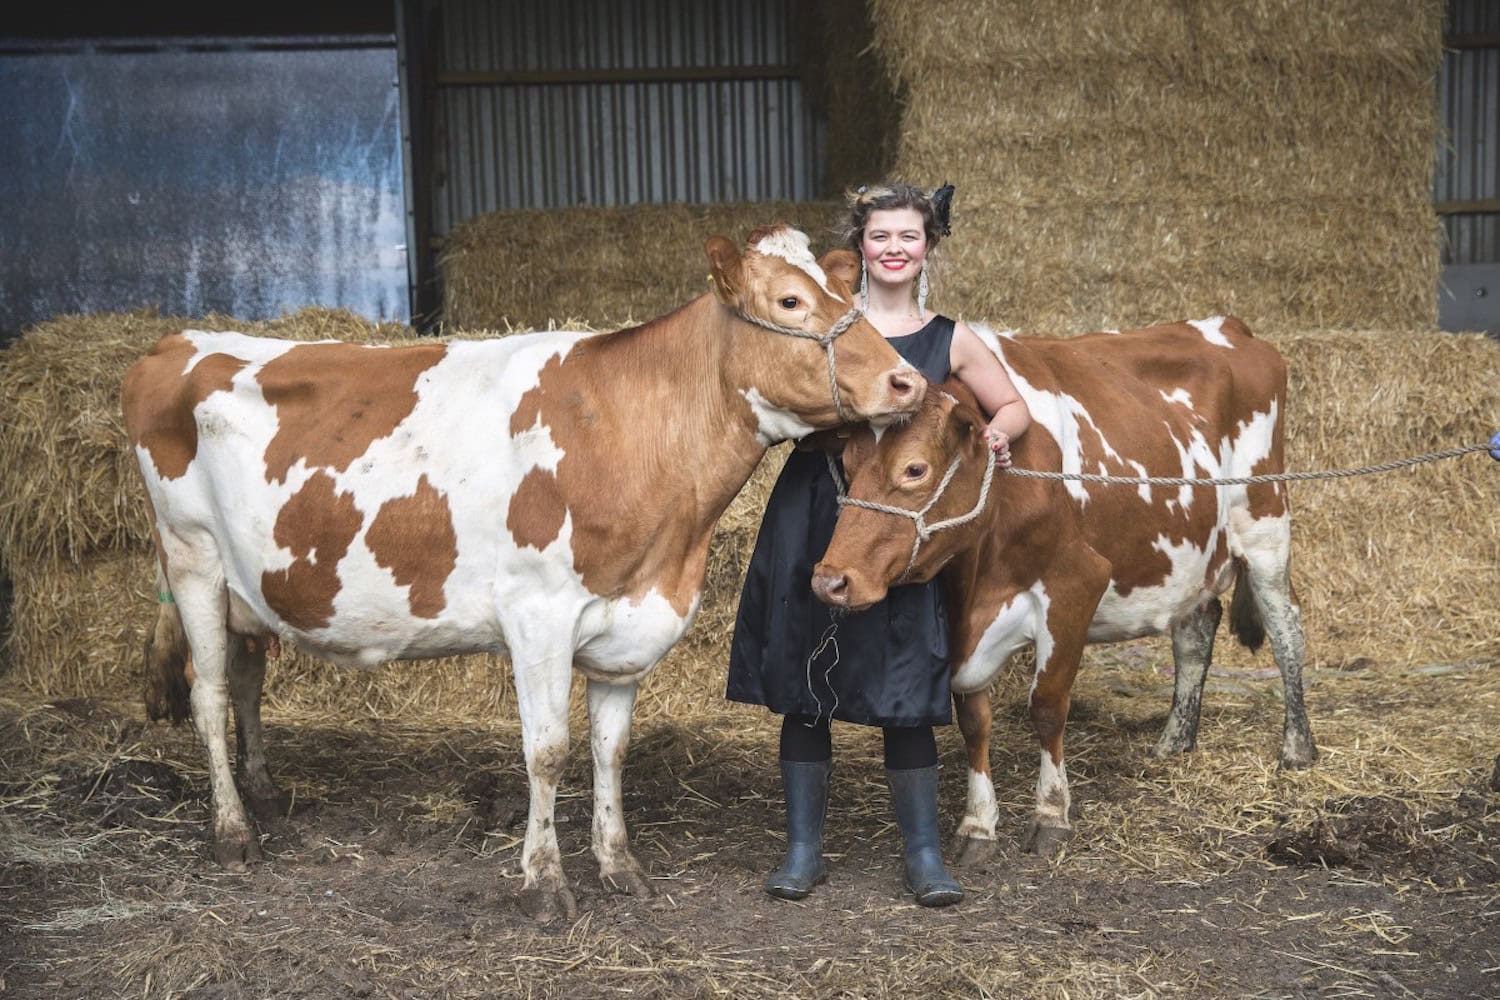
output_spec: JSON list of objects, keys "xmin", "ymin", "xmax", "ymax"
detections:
[
  {"xmin": 704, "ymin": 236, "xmax": 742, "ymax": 306},
  {"xmin": 818, "ymin": 249, "xmax": 860, "ymax": 298}
]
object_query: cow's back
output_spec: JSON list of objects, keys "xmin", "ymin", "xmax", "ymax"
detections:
[
  {"xmin": 123, "ymin": 328, "xmax": 595, "ymax": 662},
  {"xmin": 981, "ymin": 318, "xmax": 1287, "ymax": 639}
]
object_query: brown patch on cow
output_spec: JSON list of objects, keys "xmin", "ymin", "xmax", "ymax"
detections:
[
  {"xmin": 258, "ymin": 341, "xmax": 447, "ymax": 484},
  {"xmin": 507, "ymin": 467, "xmax": 567, "ymax": 552},
  {"xmin": 122, "ymin": 334, "xmax": 248, "ymax": 480},
  {"xmin": 260, "ymin": 471, "xmax": 363, "ymax": 630},
  {"xmin": 366, "ymin": 474, "xmax": 458, "ymax": 618}
]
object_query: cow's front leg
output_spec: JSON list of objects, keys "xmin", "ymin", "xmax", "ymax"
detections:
[
  {"xmin": 1023, "ymin": 617, "xmax": 1092, "ymax": 857},
  {"xmin": 586, "ymin": 676, "xmax": 650, "ymax": 897},
  {"xmin": 511, "ymin": 650, "xmax": 578, "ymax": 923},
  {"xmin": 1154, "ymin": 597, "xmax": 1222, "ymax": 757},
  {"xmin": 228, "ymin": 635, "xmax": 288, "ymax": 818},
  {"xmin": 952, "ymin": 689, "xmax": 1000, "ymax": 866}
]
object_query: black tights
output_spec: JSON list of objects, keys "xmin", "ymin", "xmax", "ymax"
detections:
[{"xmin": 778, "ymin": 713, "xmax": 937, "ymax": 770}]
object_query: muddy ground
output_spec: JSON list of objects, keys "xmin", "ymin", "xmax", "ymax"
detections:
[{"xmin": 2, "ymin": 657, "xmax": 1497, "ymax": 999}]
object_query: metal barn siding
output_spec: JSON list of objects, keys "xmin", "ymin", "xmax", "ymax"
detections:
[
  {"xmin": 429, "ymin": 0, "xmax": 824, "ymax": 235},
  {"xmin": 1436, "ymin": 0, "xmax": 1499, "ymax": 331},
  {"xmin": 0, "ymin": 40, "xmax": 409, "ymax": 337}
]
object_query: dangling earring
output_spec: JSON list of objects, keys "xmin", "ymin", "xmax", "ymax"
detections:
[
  {"xmin": 916, "ymin": 264, "xmax": 929, "ymax": 322},
  {"xmin": 859, "ymin": 258, "xmax": 869, "ymax": 312}
]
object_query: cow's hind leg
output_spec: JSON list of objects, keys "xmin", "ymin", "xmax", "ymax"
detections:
[
  {"xmin": 228, "ymin": 635, "xmax": 287, "ymax": 818},
  {"xmin": 510, "ymin": 646, "xmax": 578, "ymax": 923},
  {"xmin": 952, "ymin": 689, "xmax": 1000, "ymax": 866},
  {"xmin": 1239, "ymin": 517, "xmax": 1316, "ymax": 768},
  {"xmin": 1154, "ymin": 598, "xmax": 1222, "ymax": 757},
  {"xmin": 172, "ymin": 570, "xmax": 261, "ymax": 869},
  {"xmin": 587, "ymin": 677, "xmax": 651, "ymax": 897}
]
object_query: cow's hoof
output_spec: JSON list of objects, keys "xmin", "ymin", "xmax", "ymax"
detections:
[
  {"xmin": 1151, "ymin": 734, "xmax": 1196, "ymax": 758},
  {"xmin": 1279, "ymin": 747, "xmax": 1317, "ymax": 771},
  {"xmin": 952, "ymin": 833, "xmax": 998, "ymax": 867},
  {"xmin": 1021, "ymin": 821, "xmax": 1072, "ymax": 858},
  {"xmin": 212, "ymin": 828, "xmax": 263, "ymax": 871},
  {"xmin": 519, "ymin": 884, "xmax": 578, "ymax": 924},
  {"xmin": 1278, "ymin": 740, "xmax": 1314, "ymax": 773},
  {"xmin": 600, "ymin": 867, "xmax": 652, "ymax": 898}
]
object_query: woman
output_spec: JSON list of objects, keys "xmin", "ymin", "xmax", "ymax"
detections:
[{"xmin": 727, "ymin": 182, "xmax": 1031, "ymax": 906}]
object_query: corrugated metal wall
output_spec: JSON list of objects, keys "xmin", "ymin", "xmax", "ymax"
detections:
[
  {"xmin": 431, "ymin": 0, "xmax": 823, "ymax": 235},
  {"xmin": 1436, "ymin": 0, "xmax": 1498, "ymax": 266}
]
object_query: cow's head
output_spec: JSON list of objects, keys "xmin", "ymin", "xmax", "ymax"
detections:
[
  {"xmin": 813, "ymin": 381, "xmax": 993, "ymax": 610},
  {"xmin": 704, "ymin": 225, "xmax": 924, "ymax": 437}
]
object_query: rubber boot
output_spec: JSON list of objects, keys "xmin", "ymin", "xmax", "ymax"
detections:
[
  {"xmin": 886, "ymin": 765, "xmax": 963, "ymax": 907},
  {"xmin": 764, "ymin": 759, "xmax": 831, "ymax": 900}
]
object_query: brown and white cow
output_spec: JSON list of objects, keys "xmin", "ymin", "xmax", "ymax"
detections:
[
  {"xmin": 811, "ymin": 317, "xmax": 1314, "ymax": 861},
  {"xmin": 123, "ymin": 225, "xmax": 924, "ymax": 921}
]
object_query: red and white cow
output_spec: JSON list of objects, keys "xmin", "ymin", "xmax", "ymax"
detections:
[
  {"xmin": 812, "ymin": 317, "xmax": 1314, "ymax": 861},
  {"xmin": 124, "ymin": 225, "xmax": 924, "ymax": 921}
]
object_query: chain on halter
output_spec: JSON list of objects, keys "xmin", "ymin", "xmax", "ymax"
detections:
[
  {"xmin": 827, "ymin": 448, "xmax": 998, "ymax": 582},
  {"xmin": 736, "ymin": 305, "xmax": 864, "ymax": 423}
]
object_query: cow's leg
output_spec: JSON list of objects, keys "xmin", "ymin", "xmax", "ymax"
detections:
[
  {"xmin": 1154, "ymin": 597, "xmax": 1222, "ymax": 757},
  {"xmin": 1241, "ymin": 521, "xmax": 1316, "ymax": 768},
  {"xmin": 586, "ymin": 676, "xmax": 650, "ymax": 898},
  {"xmin": 952, "ymin": 689, "xmax": 1000, "ymax": 866},
  {"xmin": 1022, "ymin": 565, "xmax": 1106, "ymax": 857},
  {"xmin": 227, "ymin": 635, "xmax": 287, "ymax": 817},
  {"xmin": 1023, "ymin": 646, "xmax": 1079, "ymax": 858},
  {"xmin": 510, "ymin": 648, "xmax": 578, "ymax": 922},
  {"xmin": 174, "ymin": 574, "xmax": 260, "ymax": 870}
]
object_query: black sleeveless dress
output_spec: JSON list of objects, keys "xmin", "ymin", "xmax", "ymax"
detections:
[{"xmin": 726, "ymin": 315, "xmax": 956, "ymax": 727}]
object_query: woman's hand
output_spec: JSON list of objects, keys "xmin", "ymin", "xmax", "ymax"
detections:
[{"xmin": 983, "ymin": 424, "xmax": 1012, "ymax": 467}]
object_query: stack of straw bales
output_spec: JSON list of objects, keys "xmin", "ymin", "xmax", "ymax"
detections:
[
  {"xmin": 441, "ymin": 201, "xmax": 842, "ymax": 332},
  {"xmin": 868, "ymin": 0, "xmax": 1445, "ymax": 333}
]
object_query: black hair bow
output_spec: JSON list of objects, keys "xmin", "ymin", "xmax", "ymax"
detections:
[{"xmin": 931, "ymin": 182, "xmax": 955, "ymax": 237}]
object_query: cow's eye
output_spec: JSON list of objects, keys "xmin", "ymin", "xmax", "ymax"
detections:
[
  {"xmin": 779, "ymin": 296, "xmax": 800, "ymax": 310},
  {"xmin": 904, "ymin": 463, "xmax": 927, "ymax": 480}
]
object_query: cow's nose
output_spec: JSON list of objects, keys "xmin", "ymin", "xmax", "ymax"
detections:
[
  {"xmin": 812, "ymin": 571, "xmax": 850, "ymax": 607},
  {"xmin": 886, "ymin": 368, "xmax": 924, "ymax": 407}
]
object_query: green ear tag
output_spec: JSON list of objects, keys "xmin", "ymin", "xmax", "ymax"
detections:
[{"xmin": 158, "ymin": 592, "xmax": 175, "ymax": 604}]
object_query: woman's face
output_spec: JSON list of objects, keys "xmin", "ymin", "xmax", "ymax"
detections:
[{"xmin": 859, "ymin": 207, "xmax": 930, "ymax": 290}]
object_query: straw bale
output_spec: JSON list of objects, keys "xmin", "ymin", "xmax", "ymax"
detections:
[
  {"xmin": 0, "ymin": 308, "xmax": 412, "ymax": 570},
  {"xmin": 799, "ymin": 0, "xmax": 902, "ymax": 193},
  {"xmin": 439, "ymin": 201, "xmax": 843, "ymax": 331},
  {"xmin": 864, "ymin": 0, "xmax": 1443, "ymax": 334}
]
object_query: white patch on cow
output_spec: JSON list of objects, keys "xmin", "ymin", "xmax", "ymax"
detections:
[
  {"xmin": 1188, "ymin": 316, "xmax": 1232, "ymax": 348},
  {"xmin": 1089, "ymin": 533, "xmax": 1221, "ymax": 642},
  {"xmin": 740, "ymin": 386, "xmax": 818, "ymax": 447},
  {"xmin": 956, "ymin": 767, "xmax": 1000, "ymax": 842},
  {"xmin": 754, "ymin": 228, "xmax": 834, "ymax": 296},
  {"xmin": 576, "ymin": 588, "xmax": 699, "ymax": 678},
  {"xmin": 1159, "ymin": 388, "xmax": 1193, "ymax": 408},
  {"xmin": 1035, "ymin": 750, "xmax": 1071, "ymax": 827},
  {"xmin": 952, "ymin": 584, "xmax": 1049, "ymax": 694}
]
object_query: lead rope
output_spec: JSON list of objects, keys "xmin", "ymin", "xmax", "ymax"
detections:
[
  {"xmin": 735, "ymin": 305, "xmax": 864, "ymax": 423},
  {"xmin": 1000, "ymin": 441, "xmax": 1495, "ymax": 487}
]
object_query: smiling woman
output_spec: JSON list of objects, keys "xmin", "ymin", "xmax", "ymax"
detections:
[{"xmin": 726, "ymin": 181, "xmax": 1031, "ymax": 909}]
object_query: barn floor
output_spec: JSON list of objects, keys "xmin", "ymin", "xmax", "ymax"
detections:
[{"xmin": 2, "ymin": 649, "xmax": 1497, "ymax": 999}]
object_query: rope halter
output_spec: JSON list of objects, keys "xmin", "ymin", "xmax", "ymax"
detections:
[
  {"xmin": 735, "ymin": 304, "xmax": 864, "ymax": 424},
  {"xmin": 828, "ymin": 445, "xmax": 998, "ymax": 584}
]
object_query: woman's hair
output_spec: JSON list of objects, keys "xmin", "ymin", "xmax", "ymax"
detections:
[{"xmin": 842, "ymin": 181, "xmax": 955, "ymax": 251}]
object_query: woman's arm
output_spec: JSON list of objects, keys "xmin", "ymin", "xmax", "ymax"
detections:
[{"xmin": 949, "ymin": 321, "xmax": 1031, "ymax": 466}]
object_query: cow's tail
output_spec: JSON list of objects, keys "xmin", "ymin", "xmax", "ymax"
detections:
[
  {"xmin": 1228, "ymin": 559, "xmax": 1266, "ymax": 652},
  {"xmin": 143, "ymin": 562, "xmax": 193, "ymax": 724}
]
